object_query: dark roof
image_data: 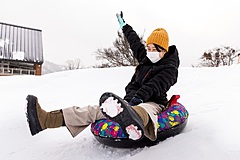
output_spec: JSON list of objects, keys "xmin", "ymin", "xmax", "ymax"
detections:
[{"xmin": 0, "ymin": 22, "xmax": 43, "ymax": 64}]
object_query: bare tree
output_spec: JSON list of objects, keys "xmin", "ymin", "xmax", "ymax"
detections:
[
  {"xmin": 64, "ymin": 58, "xmax": 83, "ymax": 70},
  {"xmin": 95, "ymin": 31, "xmax": 145, "ymax": 67},
  {"xmin": 197, "ymin": 46, "xmax": 239, "ymax": 67}
]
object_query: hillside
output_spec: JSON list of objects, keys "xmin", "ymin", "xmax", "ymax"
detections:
[{"xmin": 1, "ymin": 65, "xmax": 240, "ymax": 160}]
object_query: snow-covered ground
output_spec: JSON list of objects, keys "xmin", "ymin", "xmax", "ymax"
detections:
[{"xmin": 1, "ymin": 65, "xmax": 240, "ymax": 160}]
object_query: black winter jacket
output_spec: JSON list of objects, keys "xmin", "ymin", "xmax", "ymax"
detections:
[{"xmin": 123, "ymin": 24, "xmax": 180, "ymax": 106}]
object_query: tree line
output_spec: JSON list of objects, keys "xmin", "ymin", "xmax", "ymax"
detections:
[{"xmin": 64, "ymin": 30, "xmax": 240, "ymax": 69}]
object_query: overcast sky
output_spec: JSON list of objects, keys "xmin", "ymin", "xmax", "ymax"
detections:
[{"xmin": 1, "ymin": 0, "xmax": 240, "ymax": 67}]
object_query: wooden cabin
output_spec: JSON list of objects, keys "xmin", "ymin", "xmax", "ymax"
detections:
[{"xmin": 0, "ymin": 22, "xmax": 43, "ymax": 75}]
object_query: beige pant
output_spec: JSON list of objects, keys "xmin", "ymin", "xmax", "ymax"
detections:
[
  {"xmin": 62, "ymin": 105, "xmax": 105, "ymax": 137},
  {"xmin": 137, "ymin": 102, "xmax": 162, "ymax": 141},
  {"xmin": 62, "ymin": 102, "xmax": 161, "ymax": 141}
]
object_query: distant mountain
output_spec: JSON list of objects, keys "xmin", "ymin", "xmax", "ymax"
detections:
[{"xmin": 42, "ymin": 60, "xmax": 65, "ymax": 74}]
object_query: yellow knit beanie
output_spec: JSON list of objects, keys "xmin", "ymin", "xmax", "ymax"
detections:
[{"xmin": 146, "ymin": 28, "xmax": 169, "ymax": 52}]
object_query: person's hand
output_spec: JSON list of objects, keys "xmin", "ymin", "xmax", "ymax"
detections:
[
  {"xmin": 116, "ymin": 11, "xmax": 126, "ymax": 29},
  {"xmin": 129, "ymin": 97, "xmax": 143, "ymax": 106}
]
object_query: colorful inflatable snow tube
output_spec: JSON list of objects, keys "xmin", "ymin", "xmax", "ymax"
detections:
[{"xmin": 91, "ymin": 102, "xmax": 189, "ymax": 148}]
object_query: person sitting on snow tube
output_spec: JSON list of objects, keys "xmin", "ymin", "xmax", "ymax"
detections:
[
  {"xmin": 25, "ymin": 11, "xmax": 181, "ymax": 146},
  {"xmin": 100, "ymin": 11, "xmax": 180, "ymax": 141}
]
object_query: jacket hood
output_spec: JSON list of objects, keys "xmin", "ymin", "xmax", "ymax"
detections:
[{"xmin": 161, "ymin": 45, "xmax": 180, "ymax": 68}]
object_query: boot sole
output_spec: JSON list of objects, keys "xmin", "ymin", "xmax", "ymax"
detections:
[
  {"xmin": 25, "ymin": 95, "xmax": 43, "ymax": 136},
  {"xmin": 100, "ymin": 92, "xmax": 144, "ymax": 140}
]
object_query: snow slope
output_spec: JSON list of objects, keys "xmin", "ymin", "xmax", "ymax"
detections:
[{"xmin": 1, "ymin": 66, "xmax": 240, "ymax": 160}]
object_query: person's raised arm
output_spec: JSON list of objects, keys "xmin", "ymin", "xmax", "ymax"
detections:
[{"xmin": 116, "ymin": 11, "xmax": 147, "ymax": 63}]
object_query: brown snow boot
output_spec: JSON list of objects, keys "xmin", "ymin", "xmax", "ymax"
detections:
[
  {"xmin": 132, "ymin": 106, "xmax": 149, "ymax": 127},
  {"xmin": 26, "ymin": 95, "xmax": 65, "ymax": 136}
]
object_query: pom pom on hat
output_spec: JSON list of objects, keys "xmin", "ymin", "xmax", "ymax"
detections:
[{"xmin": 146, "ymin": 28, "xmax": 169, "ymax": 52}]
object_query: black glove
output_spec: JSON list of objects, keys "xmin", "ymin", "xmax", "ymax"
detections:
[
  {"xmin": 129, "ymin": 97, "xmax": 143, "ymax": 106},
  {"xmin": 116, "ymin": 11, "xmax": 126, "ymax": 29}
]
